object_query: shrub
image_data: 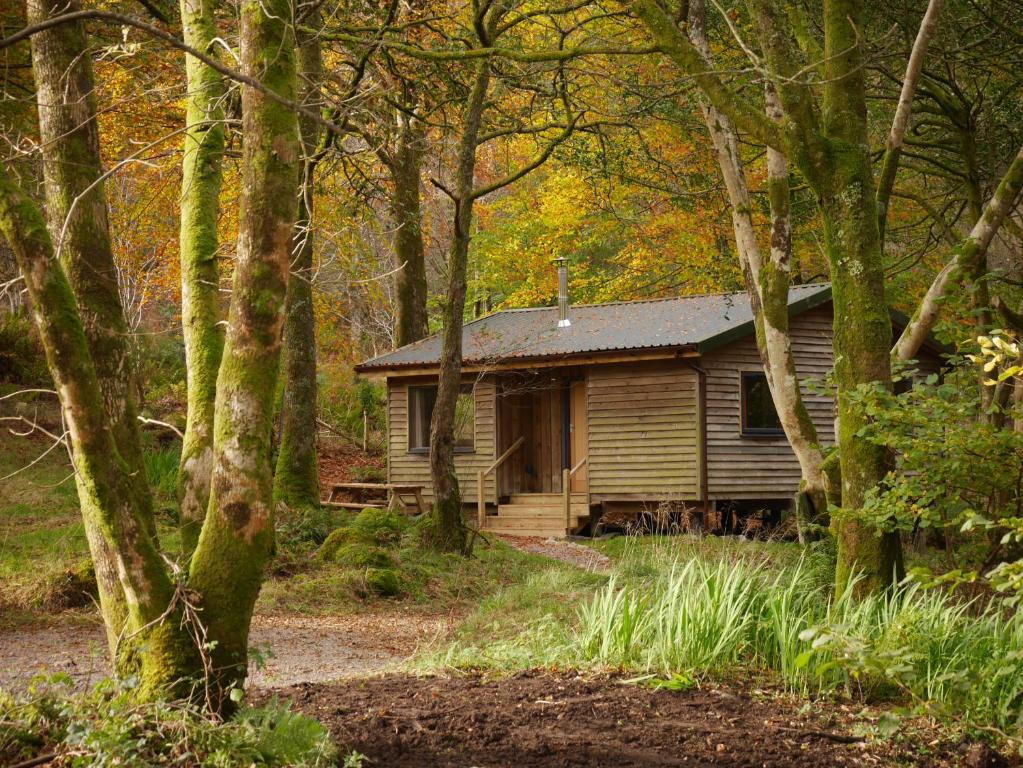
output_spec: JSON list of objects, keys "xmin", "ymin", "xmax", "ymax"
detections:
[
  {"xmin": 332, "ymin": 544, "xmax": 396, "ymax": 570},
  {"xmin": 365, "ymin": 568, "xmax": 401, "ymax": 597},
  {"xmin": 0, "ymin": 313, "xmax": 49, "ymax": 385},
  {"xmin": 351, "ymin": 507, "xmax": 407, "ymax": 545},
  {"xmin": 278, "ymin": 506, "xmax": 348, "ymax": 550},
  {"xmin": 0, "ymin": 676, "xmax": 337, "ymax": 767},
  {"xmin": 316, "ymin": 527, "xmax": 374, "ymax": 561},
  {"xmin": 43, "ymin": 559, "xmax": 97, "ymax": 610}
]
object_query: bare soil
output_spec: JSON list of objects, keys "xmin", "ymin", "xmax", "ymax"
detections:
[
  {"xmin": 270, "ymin": 671, "xmax": 984, "ymax": 767},
  {"xmin": 497, "ymin": 534, "xmax": 612, "ymax": 571},
  {"xmin": 0, "ymin": 611, "xmax": 444, "ymax": 691}
]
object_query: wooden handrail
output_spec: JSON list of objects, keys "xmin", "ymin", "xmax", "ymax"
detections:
[
  {"xmin": 483, "ymin": 436, "xmax": 525, "ymax": 477},
  {"xmin": 477, "ymin": 436, "xmax": 525, "ymax": 529},
  {"xmin": 564, "ymin": 455, "xmax": 588, "ymax": 532}
]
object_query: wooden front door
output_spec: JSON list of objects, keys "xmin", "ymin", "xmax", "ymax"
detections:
[{"xmin": 569, "ymin": 378, "xmax": 588, "ymax": 492}]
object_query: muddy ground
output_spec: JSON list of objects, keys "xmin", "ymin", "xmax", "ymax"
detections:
[
  {"xmin": 0, "ymin": 611, "xmax": 443, "ymax": 691},
  {"xmin": 271, "ymin": 671, "xmax": 995, "ymax": 768}
]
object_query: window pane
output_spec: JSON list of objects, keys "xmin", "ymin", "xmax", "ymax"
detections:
[
  {"xmin": 408, "ymin": 385, "xmax": 437, "ymax": 450},
  {"xmin": 743, "ymin": 373, "xmax": 782, "ymax": 433},
  {"xmin": 454, "ymin": 389, "xmax": 475, "ymax": 449},
  {"xmin": 407, "ymin": 384, "xmax": 474, "ymax": 451}
]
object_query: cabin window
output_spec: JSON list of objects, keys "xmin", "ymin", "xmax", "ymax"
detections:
[
  {"xmin": 407, "ymin": 385, "xmax": 475, "ymax": 453},
  {"xmin": 740, "ymin": 372, "xmax": 784, "ymax": 436}
]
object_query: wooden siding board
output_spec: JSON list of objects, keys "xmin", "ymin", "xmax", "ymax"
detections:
[
  {"xmin": 387, "ymin": 376, "xmax": 497, "ymax": 503},
  {"xmin": 587, "ymin": 361, "xmax": 700, "ymax": 497},
  {"xmin": 702, "ymin": 305, "xmax": 834, "ymax": 501}
]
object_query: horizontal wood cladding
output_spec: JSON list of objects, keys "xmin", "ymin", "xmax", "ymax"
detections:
[
  {"xmin": 702, "ymin": 305, "xmax": 835, "ymax": 500},
  {"xmin": 587, "ymin": 362, "xmax": 700, "ymax": 498},
  {"xmin": 387, "ymin": 376, "xmax": 497, "ymax": 503}
]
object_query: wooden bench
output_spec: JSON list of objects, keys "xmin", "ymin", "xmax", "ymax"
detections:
[{"xmin": 323, "ymin": 482, "xmax": 427, "ymax": 515}]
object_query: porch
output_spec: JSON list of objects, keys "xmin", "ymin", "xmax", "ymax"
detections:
[{"xmin": 477, "ymin": 371, "xmax": 591, "ymax": 537}]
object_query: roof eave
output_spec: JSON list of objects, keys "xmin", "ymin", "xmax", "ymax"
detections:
[
  {"xmin": 355, "ymin": 344, "xmax": 700, "ymax": 376},
  {"xmin": 695, "ymin": 285, "xmax": 834, "ymax": 355}
]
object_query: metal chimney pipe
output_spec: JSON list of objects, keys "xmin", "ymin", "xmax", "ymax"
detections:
[{"xmin": 553, "ymin": 257, "xmax": 571, "ymax": 328}]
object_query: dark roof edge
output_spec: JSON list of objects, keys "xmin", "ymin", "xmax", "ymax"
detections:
[
  {"xmin": 694, "ymin": 284, "xmax": 833, "ymax": 355},
  {"xmin": 355, "ymin": 344, "xmax": 699, "ymax": 374}
]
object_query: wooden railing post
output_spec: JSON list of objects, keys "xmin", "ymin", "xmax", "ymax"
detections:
[
  {"xmin": 477, "ymin": 470, "xmax": 486, "ymax": 529},
  {"xmin": 563, "ymin": 467, "xmax": 571, "ymax": 531}
]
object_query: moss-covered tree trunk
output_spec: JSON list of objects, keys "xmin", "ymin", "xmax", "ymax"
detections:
[
  {"xmin": 188, "ymin": 0, "xmax": 300, "ymax": 704},
  {"xmin": 28, "ymin": 0, "xmax": 159, "ymax": 649},
  {"xmin": 0, "ymin": 167, "xmax": 195, "ymax": 700},
  {"xmin": 177, "ymin": 0, "xmax": 226, "ymax": 555},
  {"xmin": 427, "ymin": 61, "xmax": 491, "ymax": 553},
  {"xmin": 635, "ymin": 0, "xmax": 906, "ymax": 593},
  {"xmin": 274, "ymin": 20, "xmax": 321, "ymax": 508},
  {"xmin": 389, "ymin": 116, "xmax": 429, "ymax": 347},
  {"xmin": 815, "ymin": 0, "xmax": 903, "ymax": 594}
]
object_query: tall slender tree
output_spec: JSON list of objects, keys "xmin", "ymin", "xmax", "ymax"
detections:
[
  {"xmin": 631, "ymin": 0, "xmax": 926, "ymax": 592},
  {"xmin": 274, "ymin": 15, "xmax": 323, "ymax": 507},
  {"xmin": 177, "ymin": 0, "xmax": 227, "ymax": 554},
  {"xmin": 1, "ymin": 0, "xmax": 301, "ymax": 706}
]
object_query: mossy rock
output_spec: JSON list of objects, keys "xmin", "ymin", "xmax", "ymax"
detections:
[
  {"xmin": 365, "ymin": 568, "xmax": 401, "ymax": 597},
  {"xmin": 316, "ymin": 526, "xmax": 375, "ymax": 561},
  {"xmin": 333, "ymin": 543, "xmax": 396, "ymax": 570},
  {"xmin": 351, "ymin": 507, "xmax": 407, "ymax": 545}
]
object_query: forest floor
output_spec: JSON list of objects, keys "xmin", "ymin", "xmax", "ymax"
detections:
[
  {"xmin": 264, "ymin": 671, "xmax": 987, "ymax": 768},
  {"xmin": 0, "ymin": 610, "xmax": 446, "ymax": 691},
  {"xmin": 0, "ymin": 436, "xmax": 1010, "ymax": 766}
]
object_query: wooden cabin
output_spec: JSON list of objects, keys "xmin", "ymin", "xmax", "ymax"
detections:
[{"xmin": 355, "ymin": 283, "xmax": 944, "ymax": 537}]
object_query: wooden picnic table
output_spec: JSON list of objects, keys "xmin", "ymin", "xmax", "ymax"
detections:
[{"xmin": 323, "ymin": 482, "xmax": 427, "ymax": 515}]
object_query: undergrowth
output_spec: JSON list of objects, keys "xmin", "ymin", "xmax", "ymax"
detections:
[
  {"xmin": 0, "ymin": 675, "xmax": 338, "ymax": 767},
  {"xmin": 422, "ymin": 535, "xmax": 1023, "ymax": 744}
]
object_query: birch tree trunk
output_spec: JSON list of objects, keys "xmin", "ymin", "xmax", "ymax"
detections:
[
  {"xmin": 274, "ymin": 19, "xmax": 322, "ymax": 508},
  {"xmin": 390, "ymin": 116, "xmax": 429, "ymax": 348},
  {"xmin": 894, "ymin": 144, "xmax": 1023, "ymax": 361},
  {"xmin": 28, "ymin": 0, "xmax": 158, "ymax": 648},
  {"xmin": 426, "ymin": 61, "xmax": 491, "ymax": 553},
  {"xmin": 688, "ymin": 0, "xmax": 829, "ymax": 534},
  {"xmin": 177, "ymin": 0, "xmax": 227, "ymax": 555},
  {"xmin": 634, "ymin": 0, "xmax": 906, "ymax": 592},
  {"xmin": 188, "ymin": 0, "xmax": 301, "ymax": 702}
]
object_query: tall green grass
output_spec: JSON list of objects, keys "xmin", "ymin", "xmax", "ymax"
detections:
[
  {"xmin": 143, "ymin": 444, "xmax": 180, "ymax": 500},
  {"xmin": 575, "ymin": 556, "xmax": 1023, "ymax": 735},
  {"xmin": 426, "ymin": 540, "xmax": 1023, "ymax": 739}
]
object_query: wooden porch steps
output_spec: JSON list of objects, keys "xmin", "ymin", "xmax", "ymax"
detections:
[{"xmin": 483, "ymin": 493, "xmax": 590, "ymax": 537}]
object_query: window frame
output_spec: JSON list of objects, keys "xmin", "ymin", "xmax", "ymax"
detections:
[
  {"xmin": 406, "ymin": 383, "xmax": 476, "ymax": 455},
  {"xmin": 739, "ymin": 370, "xmax": 785, "ymax": 438}
]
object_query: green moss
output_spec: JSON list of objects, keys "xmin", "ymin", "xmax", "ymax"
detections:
[
  {"xmin": 332, "ymin": 544, "xmax": 395, "ymax": 570},
  {"xmin": 365, "ymin": 568, "xmax": 400, "ymax": 597},
  {"xmin": 351, "ymin": 507, "xmax": 407, "ymax": 545},
  {"xmin": 315, "ymin": 526, "xmax": 373, "ymax": 561}
]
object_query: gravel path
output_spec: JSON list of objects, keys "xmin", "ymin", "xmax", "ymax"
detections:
[
  {"xmin": 0, "ymin": 611, "xmax": 446, "ymax": 691},
  {"xmin": 496, "ymin": 535, "xmax": 612, "ymax": 571}
]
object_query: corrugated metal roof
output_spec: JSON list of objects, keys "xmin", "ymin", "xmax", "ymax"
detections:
[{"xmin": 356, "ymin": 283, "xmax": 832, "ymax": 371}]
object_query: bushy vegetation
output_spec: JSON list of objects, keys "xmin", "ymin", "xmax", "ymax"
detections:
[
  {"xmin": 851, "ymin": 351, "xmax": 1023, "ymax": 597},
  {"xmin": 0, "ymin": 313, "xmax": 49, "ymax": 385},
  {"xmin": 261, "ymin": 508, "xmax": 577, "ymax": 614},
  {"xmin": 0, "ymin": 675, "xmax": 337, "ymax": 767},
  {"xmin": 425, "ymin": 536, "xmax": 1023, "ymax": 745}
]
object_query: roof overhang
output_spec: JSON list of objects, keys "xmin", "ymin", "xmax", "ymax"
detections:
[
  {"xmin": 693, "ymin": 285, "xmax": 834, "ymax": 355},
  {"xmin": 355, "ymin": 345, "xmax": 700, "ymax": 379}
]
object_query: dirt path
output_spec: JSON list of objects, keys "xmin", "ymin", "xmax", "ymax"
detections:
[
  {"xmin": 272, "ymin": 671, "xmax": 974, "ymax": 768},
  {"xmin": 496, "ymin": 535, "xmax": 612, "ymax": 571},
  {"xmin": 0, "ymin": 611, "xmax": 445, "ymax": 691}
]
